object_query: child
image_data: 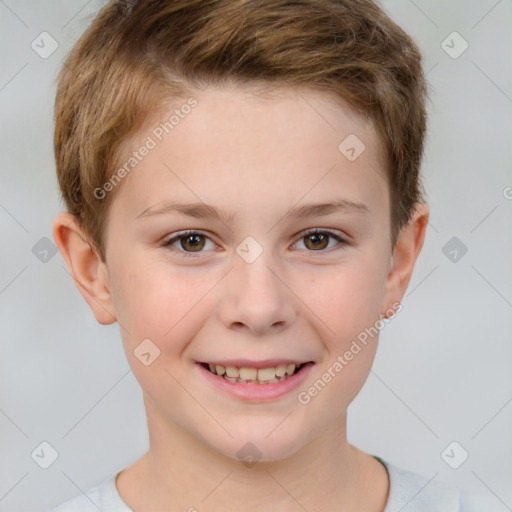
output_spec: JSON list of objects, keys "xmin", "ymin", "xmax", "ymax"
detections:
[{"xmin": 50, "ymin": 0, "xmax": 483, "ymax": 510}]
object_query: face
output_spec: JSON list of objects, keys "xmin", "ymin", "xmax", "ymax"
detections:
[{"xmin": 99, "ymin": 84, "xmax": 398, "ymax": 461}]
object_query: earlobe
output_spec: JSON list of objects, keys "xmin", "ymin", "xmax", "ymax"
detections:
[
  {"xmin": 381, "ymin": 202, "xmax": 430, "ymax": 314},
  {"xmin": 52, "ymin": 212, "xmax": 117, "ymax": 325}
]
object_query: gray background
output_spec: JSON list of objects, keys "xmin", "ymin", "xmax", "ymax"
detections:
[{"xmin": 1, "ymin": 0, "xmax": 511, "ymax": 510}]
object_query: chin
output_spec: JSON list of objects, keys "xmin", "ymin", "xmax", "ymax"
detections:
[{"xmin": 208, "ymin": 427, "xmax": 308, "ymax": 465}]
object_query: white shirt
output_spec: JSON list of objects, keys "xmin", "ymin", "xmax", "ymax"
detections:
[{"xmin": 49, "ymin": 456, "xmax": 493, "ymax": 511}]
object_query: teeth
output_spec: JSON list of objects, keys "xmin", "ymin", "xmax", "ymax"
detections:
[
  {"xmin": 275, "ymin": 365, "xmax": 287, "ymax": 377},
  {"xmin": 223, "ymin": 374, "xmax": 287, "ymax": 384},
  {"xmin": 240, "ymin": 367, "xmax": 258, "ymax": 380},
  {"xmin": 257, "ymin": 367, "xmax": 276, "ymax": 381},
  {"xmin": 205, "ymin": 362, "xmax": 304, "ymax": 383},
  {"xmin": 286, "ymin": 364, "xmax": 296, "ymax": 375},
  {"xmin": 225, "ymin": 366, "xmax": 239, "ymax": 378}
]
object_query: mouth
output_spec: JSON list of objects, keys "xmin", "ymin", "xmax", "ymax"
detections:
[{"xmin": 198, "ymin": 361, "xmax": 311, "ymax": 384}]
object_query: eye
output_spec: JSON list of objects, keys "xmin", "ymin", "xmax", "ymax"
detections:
[
  {"xmin": 162, "ymin": 228, "xmax": 349, "ymax": 259},
  {"xmin": 162, "ymin": 230, "xmax": 216, "ymax": 258},
  {"xmin": 293, "ymin": 228, "xmax": 348, "ymax": 252}
]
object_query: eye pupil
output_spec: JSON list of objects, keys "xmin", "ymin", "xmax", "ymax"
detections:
[
  {"xmin": 182, "ymin": 234, "xmax": 205, "ymax": 251},
  {"xmin": 305, "ymin": 233, "xmax": 329, "ymax": 250}
]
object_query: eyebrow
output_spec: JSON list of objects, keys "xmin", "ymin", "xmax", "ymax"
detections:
[{"xmin": 136, "ymin": 199, "xmax": 370, "ymax": 222}]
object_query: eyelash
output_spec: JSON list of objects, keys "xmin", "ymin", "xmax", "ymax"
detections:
[{"xmin": 161, "ymin": 228, "xmax": 349, "ymax": 258}]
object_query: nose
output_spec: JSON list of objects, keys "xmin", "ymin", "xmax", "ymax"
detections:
[{"xmin": 217, "ymin": 251, "xmax": 296, "ymax": 336}]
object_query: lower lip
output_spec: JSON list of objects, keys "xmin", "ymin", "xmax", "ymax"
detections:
[{"xmin": 196, "ymin": 362, "xmax": 314, "ymax": 402}]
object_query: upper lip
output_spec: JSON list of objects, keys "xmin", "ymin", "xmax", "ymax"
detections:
[{"xmin": 198, "ymin": 359, "xmax": 312, "ymax": 369}]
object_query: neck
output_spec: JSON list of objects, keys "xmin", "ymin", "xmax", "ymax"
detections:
[{"xmin": 117, "ymin": 395, "xmax": 387, "ymax": 511}]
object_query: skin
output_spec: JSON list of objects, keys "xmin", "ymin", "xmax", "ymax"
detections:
[{"xmin": 53, "ymin": 84, "xmax": 429, "ymax": 511}]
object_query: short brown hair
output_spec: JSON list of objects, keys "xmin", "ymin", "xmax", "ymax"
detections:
[{"xmin": 54, "ymin": 0, "xmax": 428, "ymax": 261}]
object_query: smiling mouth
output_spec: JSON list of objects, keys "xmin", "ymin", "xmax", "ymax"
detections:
[{"xmin": 199, "ymin": 362, "xmax": 310, "ymax": 384}]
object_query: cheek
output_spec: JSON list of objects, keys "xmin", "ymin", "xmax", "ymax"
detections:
[
  {"xmin": 110, "ymin": 254, "xmax": 215, "ymax": 349},
  {"xmin": 303, "ymin": 255, "xmax": 386, "ymax": 345},
  {"xmin": 297, "ymin": 265, "xmax": 384, "ymax": 414},
  {"xmin": 109, "ymin": 257, "xmax": 214, "ymax": 391}
]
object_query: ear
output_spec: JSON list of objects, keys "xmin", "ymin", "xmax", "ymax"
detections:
[
  {"xmin": 381, "ymin": 202, "xmax": 430, "ymax": 317},
  {"xmin": 52, "ymin": 212, "xmax": 117, "ymax": 325}
]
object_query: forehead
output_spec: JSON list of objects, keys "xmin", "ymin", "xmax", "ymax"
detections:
[
  {"xmin": 170, "ymin": 83, "xmax": 377, "ymax": 155},
  {"xmin": 109, "ymin": 83, "xmax": 387, "ymax": 223}
]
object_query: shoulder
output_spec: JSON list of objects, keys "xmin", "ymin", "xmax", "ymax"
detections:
[
  {"xmin": 48, "ymin": 470, "xmax": 132, "ymax": 512},
  {"xmin": 375, "ymin": 456, "xmax": 494, "ymax": 512}
]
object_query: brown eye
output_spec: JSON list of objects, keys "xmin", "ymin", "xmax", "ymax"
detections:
[
  {"xmin": 294, "ymin": 229, "xmax": 347, "ymax": 253},
  {"xmin": 303, "ymin": 232, "xmax": 330, "ymax": 250},
  {"xmin": 179, "ymin": 233, "xmax": 206, "ymax": 252},
  {"xmin": 163, "ymin": 230, "xmax": 215, "ymax": 257}
]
